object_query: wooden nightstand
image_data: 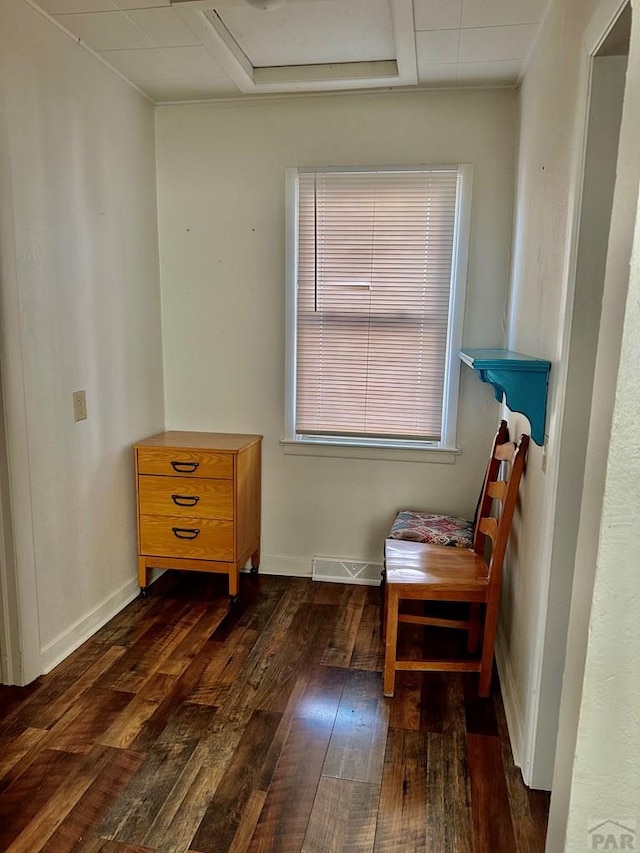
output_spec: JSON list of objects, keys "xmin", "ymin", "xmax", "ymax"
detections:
[{"xmin": 134, "ymin": 431, "xmax": 262, "ymax": 602}]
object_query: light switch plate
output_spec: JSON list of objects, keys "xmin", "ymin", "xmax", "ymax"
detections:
[{"xmin": 72, "ymin": 390, "xmax": 87, "ymax": 422}]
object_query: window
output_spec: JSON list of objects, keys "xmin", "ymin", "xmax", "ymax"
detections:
[{"xmin": 284, "ymin": 165, "xmax": 472, "ymax": 450}]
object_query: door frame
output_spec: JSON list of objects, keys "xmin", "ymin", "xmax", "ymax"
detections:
[{"xmin": 0, "ymin": 97, "xmax": 42, "ymax": 686}]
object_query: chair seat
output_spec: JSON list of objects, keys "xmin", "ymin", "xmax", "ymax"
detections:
[
  {"xmin": 388, "ymin": 510, "xmax": 474, "ymax": 548},
  {"xmin": 385, "ymin": 539, "xmax": 489, "ymax": 594}
]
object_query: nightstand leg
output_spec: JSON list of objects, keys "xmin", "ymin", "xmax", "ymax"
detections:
[
  {"xmin": 229, "ymin": 567, "xmax": 239, "ymax": 600},
  {"xmin": 250, "ymin": 546, "xmax": 260, "ymax": 574},
  {"xmin": 138, "ymin": 558, "xmax": 151, "ymax": 597}
]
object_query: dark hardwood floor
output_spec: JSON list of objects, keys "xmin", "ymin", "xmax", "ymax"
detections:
[{"xmin": 0, "ymin": 571, "xmax": 549, "ymax": 852}]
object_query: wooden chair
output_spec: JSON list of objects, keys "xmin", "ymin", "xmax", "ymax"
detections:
[
  {"xmin": 380, "ymin": 419, "xmax": 509, "ymax": 635},
  {"xmin": 382, "ymin": 433, "xmax": 529, "ymax": 698}
]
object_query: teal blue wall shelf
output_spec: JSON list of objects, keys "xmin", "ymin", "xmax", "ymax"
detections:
[{"xmin": 458, "ymin": 349, "xmax": 551, "ymax": 446}]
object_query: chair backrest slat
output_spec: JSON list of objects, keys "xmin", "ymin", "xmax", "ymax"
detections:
[
  {"xmin": 478, "ymin": 516, "xmax": 498, "ymax": 544},
  {"xmin": 486, "ymin": 481, "xmax": 508, "ymax": 501},
  {"xmin": 485, "ymin": 434, "xmax": 529, "ymax": 588},
  {"xmin": 473, "ymin": 420, "xmax": 510, "ymax": 554}
]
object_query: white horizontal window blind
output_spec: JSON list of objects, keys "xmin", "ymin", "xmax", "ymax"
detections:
[{"xmin": 295, "ymin": 168, "xmax": 460, "ymax": 442}]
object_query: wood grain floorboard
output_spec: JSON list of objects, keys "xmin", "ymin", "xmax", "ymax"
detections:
[
  {"xmin": 425, "ymin": 732, "xmax": 473, "ymax": 853},
  {"xmin": 350, "ymin": 604, "xmax": 385, "ymax": 671},
  {"xmin": 439, "ymin": 677, "xmax": 474, "ymax": 851},
  {"xmin": 320, "ymin": 587, "xmax": 367, "ymax": 668},
  {"xmin": 39, "ymin": 747, "xmax": 145, "ymax": 853},
  {"xmin": 0, "ymin": 573, "xmax": 549, "ymax": 852},
  {"xmin": 0, "ymin": 684, "xmax": 39, "ymax": 723},
  {"xmin": 246, "ymin": 665, "xmax": 347, "ymax": 853},
  {"xmin": 419, "ymin": 672, "xmax": 447, "ymax": 732},
  {"xmin": 0, "ymin": 644, "xmax": 126, "ymax": 741},
  {"xmin": 128, "ymin": 641, "xmax": 218, "ymax": 751},
  {"xmin": 0, "ymin": 748, "xmax": 84, "ymax": 849},
  {"xmin": 5, "ymin": 745, "xmax": 126, "ymax": 852},
  {"xmin": 48, "ymin": 687, "xmax": 135, "ymax": 754},
  {"xmin": 493, "ymin": 690, "xmax": 551, "ymax": 851},
  {"xmin": 156, "ymin": 599, "xmax": 233, "ymax": 676},
  {"xmin": 99, "ymin": 672, "xmax": 177, "ymax": 750},
  {"xmin": 386, "ymin": 620, "xmax": 431, "ymax": 729},
  {"xmin": 302, "ymin": 777, "xmax": 379, "ymax": 853},
  {"xmin": 79, "ymin": 840, "xmax": 155, "ymax": 853},
  {"xmin": 374, "ymin": 728, "xmax": 429, "ymax": 852},
  {"xmin": 111, "ymin": 604, "xmax": 210, "ymax": 693},
  {"xmin": 463, "ymin": 673, "xmax": 500, "ymax": 737},
  {"xmin": 190, "ymin": 709, "xmax": 281, "ymax": 853},
  {"xmin": 468, "ymin": 732, "xmax": 518, "ymax": 853},
  {"xmin": 322, "ymin": 669, "xmax": 388, "ymax": 784},
  {"xmin": 0, "ymin": 726, "xmax": 48, "ymax": 788},
  {"xmin": 187, "ymin": 627, "xmax": 259, "ymax": 707},
  {"xmin": 247, "ymin": 602, "xmax": 339, "ymax": 714},
  {"xmin": 142, "ymin": 736, "xmax": 241, "ymax": 853},
  {"xmin": 100, "ymin": 737, "xmax": 201, "ymax": 846}
]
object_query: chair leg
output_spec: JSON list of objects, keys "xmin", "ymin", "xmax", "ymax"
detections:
[
  {"xmin": 383, "ymin": 586, "xmax": 399, "ymax": 697},
  {"xmin": 467, "ymin": 603, "xmax": 481, "ymax": 654},
  {"xmin": 478, "ymin": 600, "xmax": 499, "ymax": 697}
]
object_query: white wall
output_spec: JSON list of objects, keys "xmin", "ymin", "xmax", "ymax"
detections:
[
  {"xmin": 0, "ymin": 0, "xmax": 165, "ymax": 680},
  {"xmin": 156, "ymin": 90, "xmax": 516, "ymax": 574},
  {"xmin": 498, "ymin": 0, "xmax": 613, "ymax": 789},
  {"xmin": 498, "ymin": 0, "xmax": 638, "ymax": 788}
]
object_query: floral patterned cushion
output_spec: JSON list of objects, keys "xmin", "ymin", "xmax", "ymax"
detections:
[{"xmin": 388, "ymin": 511, "xmax": 473, "ymax": 548}]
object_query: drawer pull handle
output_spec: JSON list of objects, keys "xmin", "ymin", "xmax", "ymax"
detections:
[
  {"xmin": 171, "ymin": 461, "xmax": 200, "ymax": 473},
  {"xmin": 172, "ymin": 527, "xmax": 200, "ymax": 540},
  {"xmin": 171, "ymin": 494, "xmax": 200, "ymax": 507}
]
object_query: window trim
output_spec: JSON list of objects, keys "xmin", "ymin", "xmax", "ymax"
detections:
[{"xmin": 284, "ymin": 163, "xmax": 473, "ymax": 452}]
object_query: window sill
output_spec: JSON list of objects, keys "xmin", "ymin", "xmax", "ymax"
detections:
[{"xmin": 280, "ymin": 438, "xmax": 460, "ymax": 464}]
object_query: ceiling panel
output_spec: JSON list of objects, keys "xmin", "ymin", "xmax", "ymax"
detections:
[
  {"xmin": 53, "ymin": 10, "xmax": 154, "ymax": 50},
  {"xmin": 125, "ymin": 8, "xmax": 200, "ymax": 47},
  {"xmin": 112, "ymin": 0, "xmax": 170, "ymax": 9},
  {"xmin": 215, "ymin": 0, "xmax": 395, "ymax": 67},
  {"xmin": 163, "ymin": 45, "xmax": 227, "ymax": 76},
  {"xmin": 37, "ymin": 0, "xmax": 115, "ymax": 13},
  {"xmin": 461, "ymin": 0, "xmax": 548, "ymax": 29},
  {"xmin": 98, "ymin": 47, "xmax": 185, "ymax": 78},
  {"xmin": 416, "ymin": 61, "xmax": 457, "ymax": 85},
  {"xmin": 458, "ymin": 23, "xmax": 538, "ymax": 63},
  {"xmin": 415, "ymin": 28, "xmax": 460, "ymax": 65},
  {"xmin": 413, "ymin": 0, "xmax": 462, "ymax": 32}
]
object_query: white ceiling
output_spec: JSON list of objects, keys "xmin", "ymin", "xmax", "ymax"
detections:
[{"xmin": 37, "ymin": 0, "xmax": 550, "ymax": 103}]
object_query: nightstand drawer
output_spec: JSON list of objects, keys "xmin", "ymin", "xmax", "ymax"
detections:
[
  {"xmin": 137, "ymin": 447, "xmax": 233, "ymax": 479},
  {"xmin": 138, "ymin": 476, "xmax": 233, "ymax": 520},
  {"xmin": 139, "ymin": 515, "xmax": 234, "ymax": 561}
]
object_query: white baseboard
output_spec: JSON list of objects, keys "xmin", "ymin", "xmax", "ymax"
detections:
[
  {"xmin": 40, "ymin": 577, "xmax": 140, "ymax": 674},
  {"xmin": 242, "ymin": 554, "xmax": 312, "ymax": 577},
  {"xmin": 495, "ymin": 625, "xmax": 528, "ymax": 782}
]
